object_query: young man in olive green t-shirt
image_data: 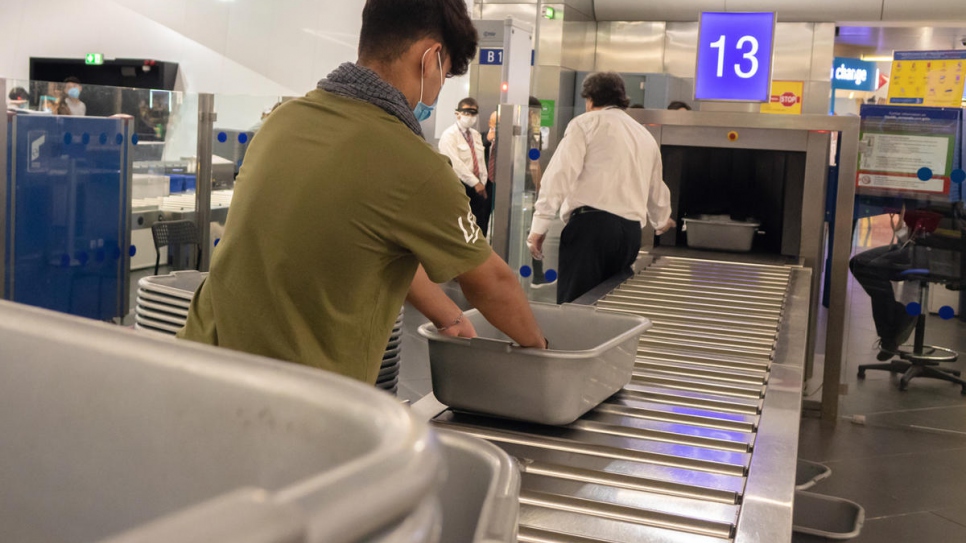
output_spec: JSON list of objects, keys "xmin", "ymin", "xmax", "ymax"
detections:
[{"xmin": 179, "ymin": 0, "xmax": 546, "ymax": 383}]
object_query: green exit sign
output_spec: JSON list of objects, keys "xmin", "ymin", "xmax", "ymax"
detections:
[{"xmin": 85, "ymin": 53, "xmax": 104, "ymax": 65}]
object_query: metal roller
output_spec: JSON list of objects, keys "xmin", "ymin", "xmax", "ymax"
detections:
[
  {"xmin": 602, "ymin": 293, "xmax": 784, "ymax": 318},
  {"xmin": 432, "ymin": 256, "xmax": 803, "ymax": 543}
]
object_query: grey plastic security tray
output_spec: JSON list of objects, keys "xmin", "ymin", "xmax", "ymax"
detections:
[
  {"xmin": 418, "ymin": 302, "xmax": 650, "ymax": 426},
  {"xmin": 0, "ymin": 299, "xmax": 442, "ymax": 543}
]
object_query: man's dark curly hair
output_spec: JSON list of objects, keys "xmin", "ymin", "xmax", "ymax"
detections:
[
  {"xmin": 581, "ymin": 72, "xmax": 631, "ymax": 110},
  {"xmin": 359, "ymin": 0, "xmax": 478, "ymax": 77}
]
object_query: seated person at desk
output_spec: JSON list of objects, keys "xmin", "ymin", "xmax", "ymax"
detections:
[
  {"xmin": 850, "ymin": 204, "xmax": 964, "ymax": 358},
  {"xmin": 56, "ymin": 77, "xmax": 86, "ymax": 116}
]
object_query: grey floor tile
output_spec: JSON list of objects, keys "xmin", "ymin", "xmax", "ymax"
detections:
[
  {"xmin": 397, "ymin": 379, "xmax": 433, "ymax": 404},
  {"xmin": 934, "ymin": 506, "xmax": 966, "ymax": 528},
  {"xmin": 865, "ymin": 406, "xmax": 966, "ymax": 435},
  {"xmin": 849, "ymin": 512, "xmax": 966, "ymax": 543},
  {"xmin": 798, "ymin": 419, "xmax": 966, "ymax": 464},
  {"xmin": 808, "ymin": 447, "xmax": 966, "ymax": 518}
]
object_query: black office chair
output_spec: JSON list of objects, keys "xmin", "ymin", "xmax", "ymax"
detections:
[
  {"xmin": 151, "ymin": 220, "xmax": 201, "ymax": 275},
  {"xmin": 858, "ymin": 206, "xmax": 965, "ymax": 394}
]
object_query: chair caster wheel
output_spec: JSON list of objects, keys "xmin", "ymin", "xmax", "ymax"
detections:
[{"xmin": 858, "ymin": 370, "xmax": 866, "ymax": 379}]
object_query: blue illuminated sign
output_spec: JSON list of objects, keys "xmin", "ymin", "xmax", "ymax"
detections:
[
  {"xmin": 479, "ymin": 48, "xmax": 504, "ymax": 65},
  {"xmin": 832, "ymin": 57, "xmax": 878, "ymax": 92},
  {"xmin": 695, "ymin": 12, "xmax": 776, "ymax": 102},
  {"xmin": 478, "ymin": 48, "xmax": 535, "ymax": 66}
]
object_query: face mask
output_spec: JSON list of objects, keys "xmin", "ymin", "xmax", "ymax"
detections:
[
  {"xmin": 414, "ymin": 48, "xmax": 443, "ymax": 122},
  {"xmin": 67, "ymin": 87, "xmax": 81, "ymax": 100},
  {"xmin": 457, "ymin": 115, "xmax": 478, "ymax": 130}
]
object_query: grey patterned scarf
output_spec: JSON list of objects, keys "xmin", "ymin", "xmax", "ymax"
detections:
[{"xmin": 318, "ymin": 63, "xmax": 423, "ymax": 137}]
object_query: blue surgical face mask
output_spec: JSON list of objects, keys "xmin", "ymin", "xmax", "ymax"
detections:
[
  {"xmin": 67, "ymin": 87, "xmax": 81, "ymax": 100},
  {"xmin": 413, "ymin": 48, "xmax": 443, "ymax": 122}
]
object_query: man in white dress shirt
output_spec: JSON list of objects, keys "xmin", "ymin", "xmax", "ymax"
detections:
[
  {"xmin": 439, "ymin": 97, "xmax": 491, "ymax": 236},
  {"xmin": 527, "ymin": 72, "xmax": 676, "ymax": 304}
]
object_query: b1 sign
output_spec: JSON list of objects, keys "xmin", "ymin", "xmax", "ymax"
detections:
[{"xmin": 695, "ymin": 12, "xmax": 776, "ymax": 102}]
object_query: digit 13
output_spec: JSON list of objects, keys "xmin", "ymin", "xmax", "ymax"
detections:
[{"xmin": 710, "ymin": 35, "xmax": 760, "ymax": 79}]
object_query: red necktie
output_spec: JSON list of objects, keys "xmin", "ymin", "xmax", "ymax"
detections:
[{"xmin": 463, "ymin": 130, "xmax": 481, "ymax": 180}]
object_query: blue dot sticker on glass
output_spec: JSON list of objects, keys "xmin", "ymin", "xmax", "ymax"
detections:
[
  {"xmin": 132, "ymin": 134, "xmax": 139, "ymax": 145},
  {"xmin": 81, "ymin": 133, "xmax": 91, "ymax": 145},
  {"xmin": 917, "ymin": 167, "xmax": 933, "ymax": 182},
  {"xmin": 99, "ymin": 133, "xmax": 108, "ymax": 145},
  {"xmin": 952, "ymin": 169, "xmax": 966, "ymax": 185},
  {"xmin": 238, "ymin": 133, "xmax": 249, "ymax": 145},
  {"xmin": 129, "ymin": 245, "xmax": 137, "ymax": 258},
  {"xmin": 545, "ymin": 269, "xmax": 558, "ymax": 282},
  {"xmin": 63, "ymin": 133, "xmax": 73, "ymax": 145},
  {"xmin": 520, "ymin": 265, "xmax": 533, "ymax": 278},
  {"xmin": 528, "ymin": 149, "xmax": 541, "ymax": 162},
  {"xmin": 217, "ymin": 132, "xmax": 228, "ymax": 143},
  {"xmin": 116, "ymin": 133, "xmax": 124, "ymax": 145},
  {"xmin": 214, "ymin": 238, "xmax": 221, "ymax": 247},
  {"xmin": 76, "ymin": 252, "xmax": 89, "ymax": 266},
  {"xmin": 939, "ymin": 306, "xmax": 956, "ymax": 321},
  {"xmin": 906, "ymin": 302, "xmax": 922, "ymax": 317}
]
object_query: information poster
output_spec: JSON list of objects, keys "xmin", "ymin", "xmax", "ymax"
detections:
[
  {"xmin": 760, "ymin": 81, "xmax": 803, "ymax": 115},
  {"xmin": 887, "ymin": 50, "xmax": 966, "ymax": 107},
  {"xmin": 857, "ymin": 105, "xmax": 962, "ymax": 197}
]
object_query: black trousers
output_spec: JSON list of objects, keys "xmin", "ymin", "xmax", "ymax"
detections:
[
  {"xmin": 849, "ymin": 244, "xmax": 918, "ymax": 346},
  {"xmin": 558, "ymin": 210, "xmax": 641, "ymax": 304},
  {"xmin": 464, "ymin": 183, "xmax": 492, "ymax": 238}
]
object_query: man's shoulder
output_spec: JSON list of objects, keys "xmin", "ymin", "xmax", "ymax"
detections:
[{"xmin": 440, "ymin": 123, "xmax": 461, "ymax": 139}]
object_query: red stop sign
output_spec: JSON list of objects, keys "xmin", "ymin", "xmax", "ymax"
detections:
[{"xmin": 779, "ymin": 92, "xmax": 799, "ymax": 107}]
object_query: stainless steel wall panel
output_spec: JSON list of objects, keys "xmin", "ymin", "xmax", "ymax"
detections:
[
  {"xmin": 481, "ymin": 3, "xmax": 538, "ymax": 27},
  {"xmin": 595, "ymin": 22, "xmax": 667, "ymax": 73},
  {"xmin": 594, "ymin": 0, "xmax": 726, "ymax": 22},
  {"xmin": 536, "ymin": 4, "xmax": 564, "ymax": 67},
  {"xmin": 564, "ymin": 0, "xmax": 596, "ymax": 19},
  {"xmin": 664, "ymin": 23, "xmax": 700, "ymax": 78},
  {"xmin": 810, "ymin": 23, "xmax": 836, "ymax": 83},
  {"xmin": 803, "ymin": 81, "xmax": 832, "ymax": 115},
  {"xmin": 726, "ymin": 0, "xmax": 884, "ymax": 22},
  {"xmin": 882, "ymin": 0, "xmax": 966, "ymax": 21},
  {"xmin": 772, "ymin": 23, "xmax": 815, "ymax": 82},
  {"xmin": 562, "ymin": 19, "xmax": 598, "ymax": 71}
]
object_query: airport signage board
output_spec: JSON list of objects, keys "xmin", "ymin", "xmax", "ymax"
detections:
[
  {"xmin": 832, "ymin": 57, "xmax": 878, "ymax": 92},
  {"xmin": 694, "ymin": 12, "xmax": 776, "ymax": 102}
]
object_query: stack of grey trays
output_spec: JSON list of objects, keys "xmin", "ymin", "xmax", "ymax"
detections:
[
  {"xmin": 135, "ymin": 271, "xmax": 207, "ymax": 335},
  {"xmin": 377, "ymin": 307, "xmax": 404, "ymax": 396},
  {"xmin": 137, "ymin": 272, "xmax": 404, "ymax": 396}
]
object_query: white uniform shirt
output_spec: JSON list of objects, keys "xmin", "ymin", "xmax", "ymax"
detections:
[
  {"xmin": 530, "ymin": 108, "xmax": 672, "ymax": 236},
  {"xmin": 66, "ymin": 99, "xmax": 86, "ymax": 116},
  {"xmin": 438, "ymin": 123, "xmax": 488, "ymax": 188}
]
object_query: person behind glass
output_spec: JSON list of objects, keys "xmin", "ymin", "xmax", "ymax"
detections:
[
  {"xmin": 527, "ymin": 72, "xmax": 676, "ymax": 304},
  {"xmin": 439, "ymin": 97, "xmax": 491, "ymax": 236},
  {"xmin": 56, "ymin": 77, "xmax": 86, "ymax": 116},
  {"xmin": 667, "ymin": 100, "xmax": 691, "ymax": 111},
  {"xmin": 7, "ymin": 87, "xmax": 29, "ymax": 110}
]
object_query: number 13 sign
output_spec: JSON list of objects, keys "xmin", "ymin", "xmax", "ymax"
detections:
[{"xmin": 695, "ymin": 12, "xmax": 776, "ymax": 102}]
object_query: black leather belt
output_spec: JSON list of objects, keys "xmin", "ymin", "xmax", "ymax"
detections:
[{"xmin": 570, "ymin": 206, "xmax": 602, "ymax": 218}]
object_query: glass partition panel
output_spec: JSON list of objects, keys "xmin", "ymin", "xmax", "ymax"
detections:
[
  {"xmin": 4, "ymin": 79, "xmax": 135, "ymax": 320},
  {"xmin": 842, "ymin": 103, "xmax": 966, "ymax": 412},
  {"xmin": 4, "ymin": 80, "xmax": 205, "ymax": 320},
  {"xmin": 490, "ymin": 103, "xmax": 566, "ymax": 304}
]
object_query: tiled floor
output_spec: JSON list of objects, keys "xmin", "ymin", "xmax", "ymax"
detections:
[{"xmin": 796, "ymin": 215, "xmax": 966, "ymax": 542}]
